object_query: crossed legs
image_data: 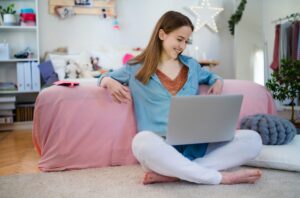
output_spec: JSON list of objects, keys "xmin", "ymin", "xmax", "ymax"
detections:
[{"xmin": 132, "ymin": 130, "xmax": 263, "ymax": 185}]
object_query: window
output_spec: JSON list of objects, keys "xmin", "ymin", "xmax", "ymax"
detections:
[{"xmin": 253, "ymin": 50, "xmax": 264, "ymax": 86}]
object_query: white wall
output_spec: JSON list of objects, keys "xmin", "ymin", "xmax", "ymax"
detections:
[
  {"xmin": 234, "ymin": 0, "xmax": 263, "ymax": 81},
  {"xmin": 38, "ymin": 0, "xmax": 235, "ymax": 78}
]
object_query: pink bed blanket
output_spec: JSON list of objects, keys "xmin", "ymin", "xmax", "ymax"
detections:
[
  {"xmin": 33, "ymin": 79, "xmax": 277, "ymax": 172},
  {"xmin": 33, "ymin": 85, "xmax": 137, "ymax": 171}
]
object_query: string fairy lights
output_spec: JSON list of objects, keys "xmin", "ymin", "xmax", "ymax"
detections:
[{"xmin": 189, "ymin": 0, "xmax": 224, "ymax": 32}]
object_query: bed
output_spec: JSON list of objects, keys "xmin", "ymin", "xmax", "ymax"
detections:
[{"xmin": 33, "ymin": 79, "xmax": 279, "ymax": 171}]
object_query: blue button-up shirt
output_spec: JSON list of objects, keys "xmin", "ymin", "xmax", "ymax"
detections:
[{"xmin": 99, "ymin": 54, "xmax": 222, "ymax": 160}]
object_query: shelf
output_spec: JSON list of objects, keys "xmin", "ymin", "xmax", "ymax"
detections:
[
  {"xmin": 49, "ymin": 0, "xmax": 116, "ymax": 16},
  {"xmin": 0, "ymin": 26, "xmax": 37, "ymax": 31},
  {"xmin": 0, "ymin": 58, "xmax": 39, "ymax": 63},
  {"xmin": 0, "ymin": 0, "xmax": 40, "ymax": 98},
  {"xmin": 199, "ymin": 60, "xmax": 219, "ymax": 67}
]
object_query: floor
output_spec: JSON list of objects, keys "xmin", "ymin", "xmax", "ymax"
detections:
[
  {"xmin": 0, "ymin": 110, "xmax": 296, "ymax": 177},
  {"xmin": 0, "ymin": 122, "xmax": 40, "ymax": 176}
]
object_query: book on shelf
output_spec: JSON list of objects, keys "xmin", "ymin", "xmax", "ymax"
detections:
[
  {"xmin": 24, "ymin": 62, "xmax": 32, "ymax": 92},
  {"xmin": 0, "ymin": 110, "xmax": 14, "ymax": 116},
  {"xmin": 0, "ymin": 102, "xmax": 16, "ymax": 110},
  {"xmin": 17, "ymin": 62, "xmax": 25, "ymax": 91},
  {"xmin": 31, "ymin": 61, "xmax": 41, "ymax": 91},
  {"xmin": 16, "ymin": 61, "xmax": 41, "ymax": 92},
  {"xmin": 0, "ymin": 123, "xmax": 13, "ymax": 131},
  {"xmin": 15, "ymin": 103, "xmax": 34, "ymax": 122},
  {"xmin": 0, "ymin": 116, "xmax": 13, "ymax": 124},
  {"xmin": 0, "ymin": 82, "xmax": 17, "ymax": 92},
  {"xmin": 0, "ymin": 96, "xmax": 16, "ymax": 103}
]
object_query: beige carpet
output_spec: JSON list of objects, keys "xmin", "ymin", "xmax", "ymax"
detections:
[{"xmin": 0, "ymin": 165, "xmax": 299, "ymax": 198}]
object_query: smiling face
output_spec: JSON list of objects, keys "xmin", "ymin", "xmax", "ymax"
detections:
[{"xmin": 159, "ymin": 26, "xmax": 192, "ymax": 61}]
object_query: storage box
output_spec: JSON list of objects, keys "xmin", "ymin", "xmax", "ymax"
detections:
[{"xmin": 0, "ymin": 43, "xmax": 10, "ymax": 60}]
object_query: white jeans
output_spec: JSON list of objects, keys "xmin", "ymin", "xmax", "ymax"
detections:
[{"xmin": 131, "ymin": 130, "xmax": 262, "ymax": 185}]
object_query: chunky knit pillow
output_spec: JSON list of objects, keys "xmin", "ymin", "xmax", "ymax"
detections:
[{"xmin": 240, "ymin": 114, "xmax": 296, "ymax": 145}]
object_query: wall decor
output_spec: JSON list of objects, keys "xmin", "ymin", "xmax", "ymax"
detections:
[
  {"xmin": 49, "ymin": 0, "xmax": 116, "ymax": 17},
  {"xmin": 189, "ymin": 0, "xmax": 224, "ymax": 33}
]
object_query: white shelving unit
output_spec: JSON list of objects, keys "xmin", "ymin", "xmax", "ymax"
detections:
[
  {"xmin": 0, "ymin": 0, "xmax": 40, "ymax": 94},
  {"xmin": 0, "ymin": 0, "xmax": 40, "ymax": 127}
]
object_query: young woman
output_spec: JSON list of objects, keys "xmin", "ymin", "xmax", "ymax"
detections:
[{"xmin": 99, "ymin": 11, "xmax": 262, "ymax": 185}]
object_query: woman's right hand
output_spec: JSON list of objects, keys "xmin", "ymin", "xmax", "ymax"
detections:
[{"xmin": 100, "ymin": 77, "xmax": 132, "ymax": 104}]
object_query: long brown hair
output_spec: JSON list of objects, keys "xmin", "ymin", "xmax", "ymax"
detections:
[{"xmin": 129, "ymin": 11, "xmax": 194, "ymax": 84}]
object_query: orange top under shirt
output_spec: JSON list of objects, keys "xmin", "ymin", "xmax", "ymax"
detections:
[{"xmin": 156, "ymin": 66, "xmax": 189, "ymax": 96}]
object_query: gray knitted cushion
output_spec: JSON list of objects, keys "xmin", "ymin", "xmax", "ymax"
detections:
[{"xmin": 240, "ymin": 114, "xmax": 296, "ymax": 145}]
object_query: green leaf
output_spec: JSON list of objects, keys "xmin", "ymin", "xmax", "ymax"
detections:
[
  {"xmin": 2, "ymin": 4, "xmax": 16, "ymax": 15},
  {"xmin": 228, "ymin": 0, "xmax": 247, "ymax": 35},
  {"xmin": 266, "ymin": 58, "xmax": 300, "ymax": 104}
]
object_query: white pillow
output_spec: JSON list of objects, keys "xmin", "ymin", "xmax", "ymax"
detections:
[
  {"xmin": 90, "ymin": 47, "xmax": 141, "ymax": 70},
  {"xmin": 245, "ymin": 135, "xmax": 300, "ymax": 172},
  {"xmin": 49, "ymin": 53, "xmax": 92, "ymax": 80},
  {"xmin": 48, "ymin": 54, "xmax": 80, "ymax": 80}
]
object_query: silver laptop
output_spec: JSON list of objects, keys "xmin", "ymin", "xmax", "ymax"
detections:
[{"xmin": 166, "ymin": 94, "xmax": 243, "ymax": 145}]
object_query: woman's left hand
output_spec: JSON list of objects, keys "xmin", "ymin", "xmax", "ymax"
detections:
[{"xmin": 207, "ymin": 79, "xmax": 223, "ymax": 95}]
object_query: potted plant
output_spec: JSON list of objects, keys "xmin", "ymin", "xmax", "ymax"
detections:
[
  {"xmin": 266, "ymin": 59, "xmax": 300, "ymax": 126},
  {"xmin": 0, "ymin": 4, "xmax": 17, "ymax": 26}
]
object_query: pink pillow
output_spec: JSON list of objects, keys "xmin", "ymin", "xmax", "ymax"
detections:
[
  {"xmin": 122, "ymin": 53, "xmax": 134, "ymax": 65},
  {"xmin": 199, "ymin": 79, "xmax": 277, "ymax": 128}
]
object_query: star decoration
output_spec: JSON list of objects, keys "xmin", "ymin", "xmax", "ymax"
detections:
[{"xmin": 189, "ymin": 0, "xmax": 224, "ymax": 32}]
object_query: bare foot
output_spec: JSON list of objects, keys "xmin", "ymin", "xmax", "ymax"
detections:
[
  {"xmin": 143, "ymin": 172, "xmax": 179, "ymax": 185},
  {"xmin": 221, "ymin": 169, "xmax": 262, "ymax": 184}
]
